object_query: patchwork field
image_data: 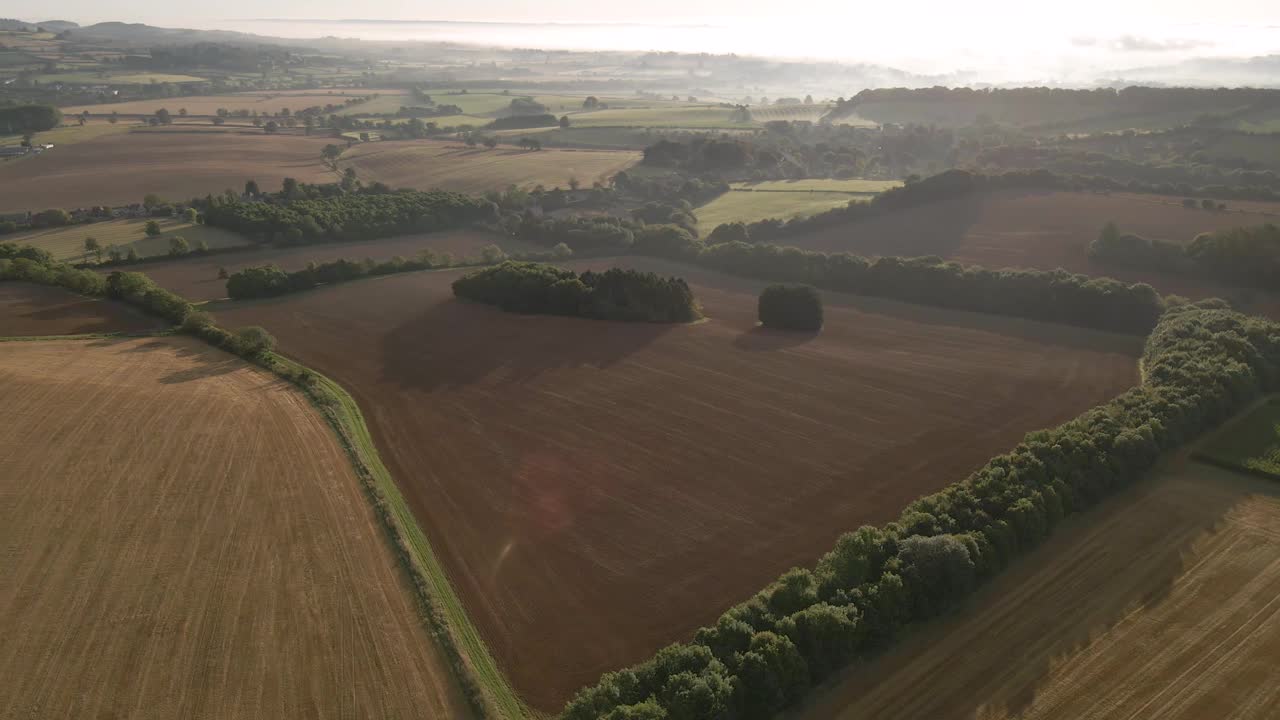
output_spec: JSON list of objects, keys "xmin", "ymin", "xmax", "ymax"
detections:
[
  {"xmin": 791, "ymin": 461, "xmax": 1280, "ymax": 720},
  {"xmin": 142, "ymin": 229, "xmax": 531, "ymax": 302},
  {"xmin": 0, "ymin": 282, "xmax": 159, "ymax": 336},
  {"xmin": 8, "ymin": 217, "xmax": 249, "ymax": 262},
  {"xmin": 205, "ymin": 256, "xmax": 1140, "ymax": 711},
  {"xmin": 568, "ymin": 106, "xmax": 756, "ymax": 129},
  {"xmin": 696, "ymin": 180, "xmax": 903, "ymax": 229},
  {"xmin": 0, "ymin": 337, "xmax": 468, "ymax": 719},
  {"xmin": 0, "ymin": 127, "xmax": 334, "ymax": 213},
  {"xmin": 697, "ymin": 192, "xmax": 864, "ymax": 230},
  {"xmin": 62, "ymin": 89, "xmax": 409, "ymax": 117},
  {"xmin": 780, "ymin": 189, "xmax": 1280, "ymax": 317},
  {"xmin": 337, "ymin": 140, "xmax": 640, "ymax": 193}
]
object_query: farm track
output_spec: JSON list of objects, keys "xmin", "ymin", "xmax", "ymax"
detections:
[
  {"xmin": 0, "ymin": 337, "xmax": 469, "ymax": 720},
  {"xmin": 0, "ymin": 282, "xmax": 160, "ymax": 336},
  {"xmin": 206, "ymin": 256, "xmax": 1140, "ymax": 711},
  {"xmin": 790, "ymin": 463, "xmax": 1280, "ymax": 720},
  {"xmin": 0, "ymin": 127, "xmax": 333, "ymax": 213},
  {"xmin": 781, "ymin": 189, "xmax": 1280, "ymax": 319}
]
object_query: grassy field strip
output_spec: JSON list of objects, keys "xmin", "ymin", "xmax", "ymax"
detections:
[
  {"xmin": 1193, "ymin": 397, "xmax": 1280, "ymax": 480},
  {"xmin": 268, "ymin": 354, "xmax": 526, "ymax": 720},
  {"xmin": 7, "ymin": 218, "xmax": 250, "ymax": 262}
]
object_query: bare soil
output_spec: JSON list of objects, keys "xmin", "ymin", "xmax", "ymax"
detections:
[
  {"xmin": 137, "ymin": 229, "xmax": 537, "ymax": 302},
  {"xmin": 0, "ymin": 282, "xmax": 160, "ymax": 336},
  {"xmin": 781, "ymin": 189, "xmax": 1280, "ymax": 318},
  {"xmin": 209, "ymin": 256, "xmax": 1140, "ymax": 711},
  {"xmin": 790, "ymin": 462, "xmax": 1280, "ymax": 720},
  {"xmin": 0, "ymin": 126, "xmax": 333, "ymax": 212},
  {"xmin": 0, "ymin": 337, "xmax": 469, "ymax": 720}
]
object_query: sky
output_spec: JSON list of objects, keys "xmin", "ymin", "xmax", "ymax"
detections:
[{"xmin": 21, "ymin": 0, "xmax": 1280, "ymax": 78}]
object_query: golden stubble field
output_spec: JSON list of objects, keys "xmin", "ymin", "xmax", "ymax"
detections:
[
  {"xmin": 0, "ymin": 337, "xmax": 468, "ymax": 720},
  {"xmin": 791, "ymin": 461, "xmax": 1280, "ymax": 720}
]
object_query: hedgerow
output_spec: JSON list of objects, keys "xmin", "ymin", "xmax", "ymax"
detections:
[{"xmin": 561, "ymin": 302, "xmax": 1280, "ymax": 719}]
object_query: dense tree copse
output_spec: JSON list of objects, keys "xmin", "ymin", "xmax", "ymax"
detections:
[
  {"xmin": 758, "ymin": 285, "xmax": 823, "ymax": 331},
  {"xmin": 0, "ymin": 104, "xmax": 62, "ymax": 134},
  {"xmin": 202, "ymin": 189, "xmax": 495, "ymax": 245},
  {"xmin": 1088, "ymin": 222, "xmax": 1280, "ymax": 289},
  {"xmin": 452, "ymin": 261, "xmax": 700, "ymax": 323},
  {"xmin": 1187, "ymin": 224, "xmax": 1280, "ymax": 288},
  {"xmin": 562, "ymin": 303, "xmax": 1280, "ymax": 720}
]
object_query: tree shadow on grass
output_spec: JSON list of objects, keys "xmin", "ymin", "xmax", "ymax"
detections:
[{"xmin": 378, "ymin": 297, "xmax": 677, "ymax": 393}]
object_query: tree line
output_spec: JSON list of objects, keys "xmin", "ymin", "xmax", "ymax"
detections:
[
  {"xmin": 0, "ymin": 241, "xmax": 277, "ymax": 360},
  {"xmin": 1091, "ymin": 222, "xmax": 1280, "ymax": 289},
  {"xmin": 516, "ymin": 216, "xmax": 1166, "ymax": 335},
  {"xmin": 562, "ymin": 301, "xmax": 1280, "ymax": 720},
  {"xmin": 201, "ymin": 188, "xmax": 495, "ymax": 245},
  {"xmin": 452, "ymin": 261, "xmax": 700, "ymax": 323},
  {"xmin": 0, "ymin": 104, "xmax": 61, "ymax": 134}
]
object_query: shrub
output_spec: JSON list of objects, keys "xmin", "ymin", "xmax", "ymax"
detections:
[
  {"xmin": 758, "ymin": 285, "xmax": 823, "ymax": 331},
  {"xmin": 235, "ymin": 326, "xmax": 276, "ymax": 357}
]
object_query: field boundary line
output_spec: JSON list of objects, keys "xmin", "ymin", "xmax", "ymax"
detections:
[{"xmin": 265, "ymin": 353, "xmax": 528, "ymax": 720}]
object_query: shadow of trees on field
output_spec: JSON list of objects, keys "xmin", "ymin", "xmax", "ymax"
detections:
[
  {"xmin": 88, "ymin": 336, "xmax": 246, "ymax": 384},
  {"xmin": 783, "ymin": 469, "xmax": 1259, "ymax": 720},
  {"xmin": 732, "ymin": 325, "xmax": 820, "ymax": 351},
  {"xmin": 378, "ymin": 297, "xmax": 675, "ymax": 392},
  {"xmin": 789, "ymin": 191, "xmax": 987, "ymax": 258}
]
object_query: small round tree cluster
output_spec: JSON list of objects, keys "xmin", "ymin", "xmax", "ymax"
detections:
[{"xmin": 758, "ymin": 284, "xmax": 823, "ymax": 331}]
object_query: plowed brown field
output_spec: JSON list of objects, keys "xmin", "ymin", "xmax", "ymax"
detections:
[
  {"xmin": 209, "ymin": 256, "xmax": 1140, "ymax": 711},
  {"xmin": 138, "ymin": 229, "xmax": 537, "ymax": 301},
  {"xmin": 791, "ymin": 461, "xmax": 1280, "ymax": 720},
  {"xmin": 0, "ymin": 337, "xmax": 468, "ymax": 720},
  {"xmin": 782, "ymin": 190, "xmax": 1280, "ymax": 318},
  {"xmin": 0, "ymin": 282, "xmax": 159, "ymax": 336},
  {"xmin": 0, "ymin": 127, "xmax": 333, "ymax": 212}
]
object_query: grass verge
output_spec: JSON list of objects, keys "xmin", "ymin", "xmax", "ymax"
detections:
[
  {"xmin": 1193, "ymin": 397, "xmax": 1280, "ymax": 480},
  {"xmin": 266, "ymin": 353, "xmax": 527, "ymax": 720}
]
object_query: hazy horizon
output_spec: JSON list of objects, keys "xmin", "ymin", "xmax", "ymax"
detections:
[{"xmin": 16, "ymin": 3, "xmax": 1280, "ymax": 83}]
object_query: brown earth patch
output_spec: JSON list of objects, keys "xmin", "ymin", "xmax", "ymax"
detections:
[
  {"xmin": 138, "ymin": 229, "xmax": 537, "ymax": 302},
  {"xmin": 0, "ymin": 282, "xmax": 160, "ymax": 336},
  {"xmin": 209, "ymin": 256, "xmax": 1141, "ymax": 711},
  {"xmin": 0, "ymin": 127, "xmax": 333, "ymax": 213},
  {"xmin": 781, "ymin": 189, "xmax": 1280, "ymax": 318}
]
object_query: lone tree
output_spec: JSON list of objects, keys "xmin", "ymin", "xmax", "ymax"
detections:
[
  {"xmin": 83, "ymin": 236, "xmax": 101, "ymax": 262},
  {"xmin": 758, "ymin": 284, "xmax": 823, "ymax": 331},
  {"xmin": 559, "ymin": 115, "xmax": 571, "ymax": 128},
  {"xmin": 143, "ymin": 220, "xmax": 161, "ymax": 237},
  {"xmin": 168, "ymin": 236, "xmax": 190, "ymax": 256}
]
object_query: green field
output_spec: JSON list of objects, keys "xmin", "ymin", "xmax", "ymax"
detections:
[
  {"xmin": 36, "ymin": 72, "xmax": 208, "ymax": 84},
  {"xmin": 0, "ymin": 122, "xmax": 130, "ymax": 149},
  {"xmin": 1196, "ymin": 399, "xmax": 1280, "ymax": 479},
  {"xmin": 7, "ymin": 218, "xmax": 250, "ymax": 262},
  {"xmin": 735, "ymin": 178, "xmax": 904, "ymax": 193},
  {"xmin": 693, "ymin": 178, "xmax": 901, "ymax": 230},
  {"xmin": 695, "ymin": 191, "xmax": 859, "ymax": 230},
  {"xmin": 569, "ymin": 106, "xmax": 756, "ymax": 129}
]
